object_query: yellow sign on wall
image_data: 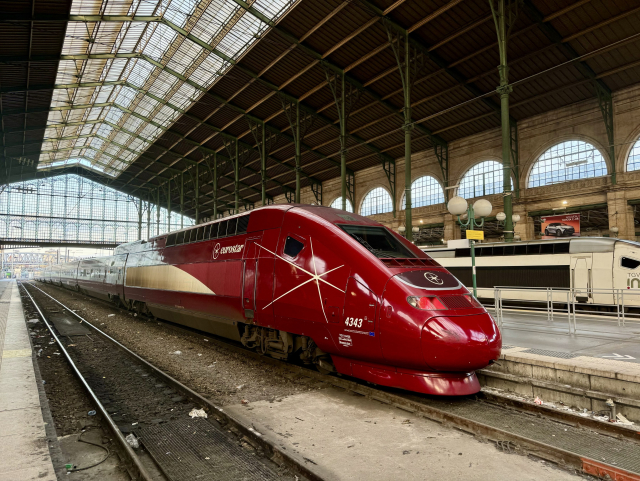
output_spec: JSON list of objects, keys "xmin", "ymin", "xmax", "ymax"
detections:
[{"xmin": 466, "ymin": 230, "xmax": 484, "ymax": 240}]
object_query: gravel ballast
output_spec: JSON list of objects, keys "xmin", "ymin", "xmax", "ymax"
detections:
[{"xmin": 33, "ymin": 282, "xmax": 328, "ymax": 407}]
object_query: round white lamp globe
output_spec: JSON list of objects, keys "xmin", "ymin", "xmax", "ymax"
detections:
[
  {"xmin": 447, "ymin": 196, "xmax": 468, "ymax": 216},
  {"xmin": 412, "ymin": 226, "xmax": 419, "ymax": 233},
  {"xmin": 473, "ymin": 199, "xmax": 492, "ymax": 218},
  {"xmin": 512, "ymin": 214, "xmax": 521, "ymax": 223},
  {"xmin": 398, "ymin": 225, "xmax": 406, "ymax": 233},
  {"xmin": 496, "ymin": 212, "xmax": 507, "ymax": 222},
  {"xmin": 610, "ymin": 226, "xmax": 619, "ymax": 233}
]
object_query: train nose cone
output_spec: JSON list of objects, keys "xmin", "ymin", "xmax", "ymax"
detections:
[{"xmin": 421, "ymin": 313, "xmax": 501, "ymax": 371}]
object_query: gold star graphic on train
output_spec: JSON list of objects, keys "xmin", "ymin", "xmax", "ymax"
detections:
[{"xmin": 256, "ymin": 238, "xmax": 344, "ymax": 322}]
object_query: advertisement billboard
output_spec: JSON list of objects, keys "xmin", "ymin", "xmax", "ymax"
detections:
[{"xmin": 541, "ymin": 213, "xmax": 580, "ymax": 239}]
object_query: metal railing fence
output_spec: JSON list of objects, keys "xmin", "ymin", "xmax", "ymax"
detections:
[{"xmin": 490, "ymin": 286, "xmax": 640, "ymax": 334}]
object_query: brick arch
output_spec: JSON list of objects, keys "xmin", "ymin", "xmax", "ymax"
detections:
[
  {"xmin": 399, "ymin": 175, "xmax": 445, "ymax": 212},
  {"xmin": 523, "ymin": 134, "xmax": 611, "ymax": 186},
  {"xmin": 359, "ymin": 186, "xmax": 394, "ymax": 216},
  {"xmin": 456, "ymin": 159, "xmax": 514, "ymax": 199},
  {"xmin": 620, "ymin": 124, "xmax": 640, "ymax": 173},
  {"xmin": 328, "ymin": 196, "xmax": 353, "ymax": 212}
]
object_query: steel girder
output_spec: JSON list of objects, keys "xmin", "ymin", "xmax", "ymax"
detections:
[
  {"xmin": 521, "ymin": 0, "xmax": 616, "ymax": 184},
  {"xmin": 225, "ymin": 0, "xmax": 445, "ymax": 151},
  {"xmin": 17, "ymin": 61, "xmax": 333, "ymax": 189},
  {"xmin": 36, "ymin": 127, "xmax": 261, "ymax": 207},
  {"xmin": 1, "ymin": 15, "xmax": 395, "ymax": 173},
  {"xmin": 27, "ymin": 87, "xmax": 321, "ymax": 200}
]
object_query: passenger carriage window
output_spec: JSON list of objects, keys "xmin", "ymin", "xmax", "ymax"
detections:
[
  {"xmin": 176, "ymin": 231, "xmax": 184, "ymax": 244},
  {"xmin": 540, "ymin": 243, "xmax": 554, "ymax": 254},
  {"xmin": 527, "ymin": 245, "xmax": 540, "ymax": 255},
  {"xmin": 219, "ymin": 220, "xmax": 229, "ymax": 237},
  {"xmin": 228, "ymin": 217, "xmax": 238, "ymax": 236},
  {"xmin": 554, "ymin": 243, "xmax": 570, "ymax": 254},
  {"xmin": 514, "ymin": 244, "xmax": 527, "ymax": 255},
  {"xmin": 210, "ymin": 223, "xmax": 219, "ymax": 239},
  {"xmin": 197, "ymin": 226, "xmax": 204, "ymax": 241},
  {"xmin": 167, "ymin": 233, "xmax": 176, "ymax": 246},
  {"xmin": 284, "ymin": 236, "xmax": 305, "ymax": 258},
  {"xmin": 621, "ymin": 257, "xmax": 640, "ymax": 269},
  {"xmin": 237, "ymin": 214, "xmax": 250, "ymax": 235}
]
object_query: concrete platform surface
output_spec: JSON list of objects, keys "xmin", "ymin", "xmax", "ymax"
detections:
[
  {"xmin": 0, "ymin": 280, "xmax": 56, "ymax": 481},
  {"xmin": 226, "ymin": 387, "xmax": 581, "ymax": 481},
  {"xmin": 500, "ymin": 309, "xmax": 640, "ymax": 363}
]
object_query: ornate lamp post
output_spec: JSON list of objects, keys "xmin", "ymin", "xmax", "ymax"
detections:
[
  {"xmin": 448, "ymin": 196, "xmax": 493, "ymax": 297},
  {"xmin": 497, "ymin": 212, "xmax": 520, "ymax": 239}
]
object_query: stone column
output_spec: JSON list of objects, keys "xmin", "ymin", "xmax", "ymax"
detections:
[
  {"xmin": 607, "ymin": 190, "xmax": 635, "ymax": 240},
  {"xmin": 513, "ymin": 205, "xmax": 529, "ymax": 240},
  {"xmin": 444, "ymin": 215, "xmax": 461, "ymax": 241}
]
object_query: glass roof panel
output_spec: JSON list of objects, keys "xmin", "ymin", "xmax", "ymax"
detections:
[{"xmin": 40, "ymin": 0, "xmax": 300, "ymax": 177}]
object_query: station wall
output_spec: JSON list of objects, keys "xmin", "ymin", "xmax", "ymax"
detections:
[{"xmin": 268, "ymin": 82, "xmax": 640, "ymax": 242}]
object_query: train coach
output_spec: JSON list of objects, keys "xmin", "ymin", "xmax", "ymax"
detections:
[
  {"xmin": 36, "ymin": 204, "xmax": 501, "ymax": 396},
  {"xmin": 421, "ymin": 237, "xmax": 640, "ymax": 308}
]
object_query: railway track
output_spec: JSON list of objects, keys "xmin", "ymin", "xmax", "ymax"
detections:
[
  {"xmin": 28, "ymin": 281, "xmax": 640, "ymax": 481},
  {"xmin": 20, "ymin": 282, "xmax": 315, "ymax": 481}
]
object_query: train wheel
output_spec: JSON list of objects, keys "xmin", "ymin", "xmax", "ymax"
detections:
[{"xmin": 544, "ymin": 229, "xmax": 549, "ymax": 236}]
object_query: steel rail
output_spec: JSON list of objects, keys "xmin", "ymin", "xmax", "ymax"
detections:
[
  {"xmin": 31, "ymin": 281, "xmax": 640, "ymax": 480},
  {"xmin": 19, "ymin": 282, "xmax": 153, "ymax": 481},
  {"xmin": 23, "ymin": 282, "xmax": 323, "ymax": 481}
]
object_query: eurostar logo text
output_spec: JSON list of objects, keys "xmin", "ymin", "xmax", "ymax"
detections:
[{"xmin": 213, "ymin": 243, "xmax": 243, "ymax": 259}]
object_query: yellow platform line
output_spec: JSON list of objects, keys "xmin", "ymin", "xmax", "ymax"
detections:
[{"xmin": 2, "ymin": 348, "xmax": 32, "ymax": 359}]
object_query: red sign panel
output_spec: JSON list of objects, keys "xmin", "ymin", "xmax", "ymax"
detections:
[{"xmin": 541, "ymin": 213, "xmax": 580, "ymax": 239}]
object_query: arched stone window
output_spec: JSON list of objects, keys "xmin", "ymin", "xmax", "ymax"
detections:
[
  {"xmin": 627, "ymin": 138, "xmax": 640, "ymax": 172},
  {"xmin": 401, "ymin": 175, "xmax": 444, "ymax": 209},
  {"xmin": 329, "ymin": 196, "xmax": 353, "ymax": 212},
  {"xmin": 528, "ymin": 140, "xmax": 607, "ymax": 188},
  {"xmin": 360, "ymin": 187, "xmax": 393, "ymax": 216},
  {"xmin": 459, "ymin": 160, "xmax": 511, "ymax": 198}
]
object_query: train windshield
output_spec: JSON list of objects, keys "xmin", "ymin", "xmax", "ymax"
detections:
[{"xmin": 339, "ymin": 225, "xmax": 418, "ymax": 259}]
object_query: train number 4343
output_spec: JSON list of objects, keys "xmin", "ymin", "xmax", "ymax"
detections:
[{"xmin": 345, "ymin": 317, "xmax": 363, "ymax": 328}]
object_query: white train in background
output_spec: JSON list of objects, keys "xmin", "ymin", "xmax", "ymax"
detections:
[{"xmin": 421, "ymin": 237, "xmax": 640, "ymax": 309}]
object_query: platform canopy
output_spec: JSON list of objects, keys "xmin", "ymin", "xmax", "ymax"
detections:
[{"xmin": 1, "ymin": 0, "xmax": 640, "ymax": 220}]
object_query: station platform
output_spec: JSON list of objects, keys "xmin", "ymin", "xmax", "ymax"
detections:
[
  {"xmin": 0, "ymin": 280, "xmax": 56, "ymax": 481},
  {"xmin": 225, "ymin": 385, "xmax": 580, "ymax": 481},
  {"xmin": 499, "ymin": 309, "xmax": 640, "ymax": 361},
  {"xmin": 480, "ymin": 308, "xmax": 640, "ymax": 424}
]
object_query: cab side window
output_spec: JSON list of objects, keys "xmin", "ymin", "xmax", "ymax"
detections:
[
  {"xmin": 621, "ymin": 257, "xmax": 640, "ymax": 270},
  {"xmin": 284, "ymin": 236, "xmax": 304, "ymax": 258}
]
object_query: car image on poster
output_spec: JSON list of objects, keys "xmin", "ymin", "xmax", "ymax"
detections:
[{"xmin": 541, "ymin": 213, "xmax": 580, "ymax": 239}]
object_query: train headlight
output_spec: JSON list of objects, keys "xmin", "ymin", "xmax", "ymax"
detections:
[
  {"xmin": 407, "ymin": 296, "xmax": 447, "ymax": 310},
  {"xmin": 464, "ymin": 294, "xmax": 484, "ymax": 308},
  {"xmin": 407, "ymin": 294, "xmax": 484, "ymax": 310}
]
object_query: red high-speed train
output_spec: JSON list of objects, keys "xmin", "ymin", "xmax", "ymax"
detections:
[{"xmin": 37, "ymin": 204, "xmax": 501, "ymax": 396}]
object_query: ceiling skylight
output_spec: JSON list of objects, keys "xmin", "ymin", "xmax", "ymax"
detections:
[{"xmin": 40, "ymin": 0, "xmax": 298, "ymax": 177}]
